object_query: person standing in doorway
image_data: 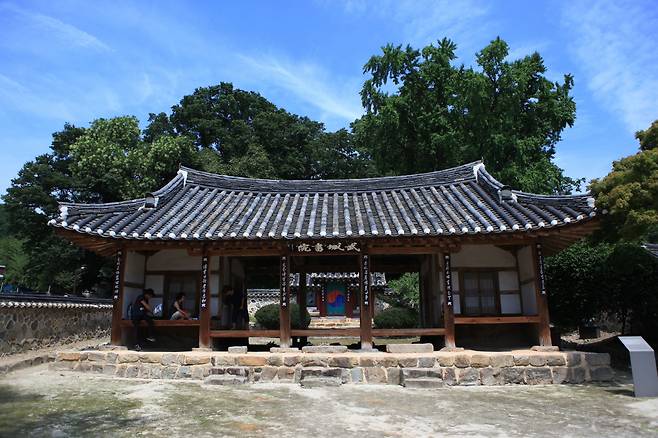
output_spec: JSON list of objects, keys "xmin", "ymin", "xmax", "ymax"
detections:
[{"xmin": 132, "ymin": 288, "xmax": 156, "ymax": 349}]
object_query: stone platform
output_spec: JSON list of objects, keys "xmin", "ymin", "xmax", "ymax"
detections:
[{"xmin": 50, "ymin": 347, "xmax": 614, "ymax": 387}]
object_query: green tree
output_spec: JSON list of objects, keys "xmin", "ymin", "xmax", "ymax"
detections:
[
  {"xmin": 385, "ymin": 272, "xmax": 420, "ymax": 310},
  {"xmin": 354, "ymin": 37, "xmax": 580, "ymax": 194},
  {"xmin": 0, "ymin": 236, "xmax": 29, "ymax": 289},
  {"xmin": 636, "ymin": 120, "xmax": 658, "ymax": 151},
  {"xmin": 159, "ymin": 82, "xmax": 370, "ymax": 180},
  {"xmin": 545, "ymin": 242, "xmax": 612, "ymax": 330},
  {"xmin": 590, "ymin": 120, "xmax": 658, "ymax": 242}
]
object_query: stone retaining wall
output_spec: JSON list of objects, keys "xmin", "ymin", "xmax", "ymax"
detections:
[
  {"xmin": 0, "ymin": 301, "xmax": 112, "ymax": 355},
  {"xmin": 51, "ymin": 349, "xmax": 614, "ymax": 386}
]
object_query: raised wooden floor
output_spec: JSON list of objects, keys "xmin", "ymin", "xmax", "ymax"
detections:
[
  {"xmin": 120, "ymin": 319, "xmax": 201, "ymax": 327},
  {"xmin": 208, "ymin": 327, "xmax": 445, "ymax": 338},
  {"xmin": 454, "ymin": 316, "xmax": 540, "ymax": 324}
]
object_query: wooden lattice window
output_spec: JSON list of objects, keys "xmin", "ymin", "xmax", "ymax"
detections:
[{"xmin": 462, "ymin": 271, "xmax": 499, "ymax": 316}]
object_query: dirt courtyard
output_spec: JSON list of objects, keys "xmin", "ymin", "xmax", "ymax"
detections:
[{"xmin": 0, "ymin": 365, "xmax": 656, "ymax": 437}]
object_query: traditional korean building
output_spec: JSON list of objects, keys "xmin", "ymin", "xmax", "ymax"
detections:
[{"xmin": 49, "ymin": 161, "xmax": 599, "ymax": 350}]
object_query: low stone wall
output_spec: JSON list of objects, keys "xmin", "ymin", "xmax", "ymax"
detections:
[
  {"xmin": 51, "ymin": 349, "xmax": 614, "ymax": 386},
  {"xmin": 0, "ymin": 301, "xmax": 112, "ymax": 355}
]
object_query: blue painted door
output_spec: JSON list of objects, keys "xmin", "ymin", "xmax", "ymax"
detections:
[{"xmin": 326, "ymin": 281, "xmax": 346, "ymax": 316}]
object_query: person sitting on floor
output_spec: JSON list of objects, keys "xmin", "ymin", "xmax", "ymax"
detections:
[
  {"xmin": 170, "ymin": 292, "xmax": 190, "ymax": 320},
  {"xmin": 132, "ymin": 288, "xmax": 156, "ymax": 349}
]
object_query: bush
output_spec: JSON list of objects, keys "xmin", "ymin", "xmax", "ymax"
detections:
[
  {"xmin": 254, "ymin": 303, "xmax": 311, "ymax": 329},
  {"xmin": 374, "ymin": 307, "xmax": 419, "ymax": 329},
  {"xmin": 385, "ymin": 272, "xmax": 420, "ymax": 310}
]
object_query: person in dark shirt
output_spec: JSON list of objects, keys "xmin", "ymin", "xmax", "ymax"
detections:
[
  {"xmin": 132, "ymin": 289, "xmax": 156, "ymax": 349},
  {"xmin": 170, "ymin": 292, "xmax": 190, "ymax": 320}
]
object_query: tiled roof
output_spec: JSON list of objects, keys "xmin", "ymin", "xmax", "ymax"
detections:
[
  {"xmin": 49, "ymin": 161, "xmax": 598, "ymax": 242},
  {"xmin": 643, "ymin": 243, "xmax": 658, "ymax": 259}
]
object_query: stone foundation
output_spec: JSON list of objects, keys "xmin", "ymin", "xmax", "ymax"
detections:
[
  {"xmin": 51, "ymin": 349, "xmax": 614, "ymax": 386},
  {"xmin": 0, "ymin": 301, "xmax": 112, "ymax": 355}
]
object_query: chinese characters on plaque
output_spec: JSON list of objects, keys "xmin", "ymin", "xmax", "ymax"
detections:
[
  {"xmin": 280, "ymin": 256, "xmax": 289, "ymax": 308},
  {"xmin": 443, "ymin": 254, "xmax": 453, "ymax": 307},
  {"xmin": 112, "ymin": 250, "xmax": 123, "ymax": 301},
  {"xmin": 294, "ymin": 241, "xmax": 361, "ymax": 253},
  {"xmin": 200, "ymin": 255, "xmax": 209, "ymax": 309},
  {"xmin": 536, "ymin": 243, "xmax": 546, "ymax": 295},
  {"xmin": 361, "ymin": 254, "xmax": 370, "ymax": 307}
]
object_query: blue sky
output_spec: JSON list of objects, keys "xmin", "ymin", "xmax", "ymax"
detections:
[{"xmin": 1, "ymin": 0, "xmax": 657, "ymax": 197}]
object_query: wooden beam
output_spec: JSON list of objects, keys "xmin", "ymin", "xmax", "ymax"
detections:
[
  {"xmin": 454, "ymin": 315, "xmax": 541, "ymax": 324},
  {"xmin": 532, "ymin": 242, "xmax": 552, "ymax": 346},
  {"xmin": 373, "ymin": 328, "xmax": 446, "ymax": 336},
  {"xmin": 292, "ymin": 328, "xmax": 361, "ymax": 337},
  {"xmin": 359, "ymin": 253, "xmax": 373, "ymax": 349},
  {"xmin": 279, "ymin": 254, "xmax": 292, "ymax": 348},
  {"xmin": 111, "ymin": 247, "xmax": 126, "ymax": 345},
  {"xmin": 198, "ymin": 248, "xmax": 211, "ymax": 349},
  {"xmin": 120, "ymin": 320, "xmax": 201, "ymax": 328},
  {"xmin": 210, "ymin": 329, "xmax": 279, "ymax": 338},
  {"xmin": 442, "ymin": 253, "xmax": 456, "ymax": 348}
]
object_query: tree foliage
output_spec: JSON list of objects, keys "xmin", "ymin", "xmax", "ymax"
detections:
[
  {"xmin": 545, "ymin": 242, "xmax": 612, "ymax": 329},
  {"xmin": 384, "ymin": 272, "xmax": 420, "ymax": 310},
  {"xmin": 590, "ymin": 120, "xmax": 658, "ymax": 242},
  {"xmin": 546, "ymin": 241, "xmax": 658, "ymax": 341},
  {"xmin": 354, "ymin": 37, "xmax": 580, "ymax": 194}
]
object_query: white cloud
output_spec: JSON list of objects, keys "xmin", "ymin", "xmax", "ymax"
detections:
[
  {"xmin": 562, "ymin": 0, "xmax": 658, "ymax": 133},
  {"xmin": 0, "ymin": 2, "xmax": 111, "ymax": 52},
  {"xmin": 0, "ymin": 73, "xmax": 76, "ymax": 120},
  {"xmin": 237, "ymin": 54, "xmax": 363, "ymax": 124},
  {"xmin": 331, "ymin": 0, "xmax": 490, "ymax": 53}
]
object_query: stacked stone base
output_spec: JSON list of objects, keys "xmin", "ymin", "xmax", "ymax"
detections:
[{"xmin": 50, "ymin": 349, "xmax": 614, "ymax": 386}]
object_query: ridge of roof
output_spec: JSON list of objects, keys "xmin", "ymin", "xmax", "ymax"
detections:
[{"xmin": 180, "ymin": 161, "xmax": 483, "ymax": 193}]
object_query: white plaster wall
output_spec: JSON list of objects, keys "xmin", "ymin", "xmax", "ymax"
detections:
[
  {"xmin": 521, "ymin": 283, "xmax": 537, "ymax": 315},
  {"xmin": 146, "ymin": 249, "xmax": 220, "ymax": 271},
  {"xmin": 516, "ymin": 245, "xmax": 538, "ymax": 315},
  {"xmin": 451, "ymin": 244, "xmax": 516, "ymax": 268},
  {"xmin": 144, "ymin": 275, "xmax": 164, "ymax": 295},
  {"xmin": 517, "ymin": 245, "xmax": 534, "ymax": 281},
  {"xmin": 124, "ymin": 251, "xmax": 145, "ymax": 284},
  {"xmin": 498, "ymin": 271, "xmax": 519, "ymax": 291},
  {"xmin": 501, "ymin": 295, "xmax": 522, "ymax": 314}
]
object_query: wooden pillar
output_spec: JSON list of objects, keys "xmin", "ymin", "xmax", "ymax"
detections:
[
  {"xmin": 532, "ymin": 242, "xmax": 552, "ymax": 346},
  {"xmin": 359, "ymin": 254, "xmax": 373, "ymax": 350},
  {"xmin": 279, "ymin": 254, "xmax": 291, "ymax": 348},
  {"xmin": 442, "ymin": 253, "xmax": 456, "ymax": 348},
  {"xmin": 299, "ymin": 274, "xmax": 308, "ymax": 346},
  {"xmin": 110, "ymin": 247, "xmax": 126, "ymax": 345},
  {"xmin": 198, "ymin": 249, "xmax": 211, "ymax": 349}
]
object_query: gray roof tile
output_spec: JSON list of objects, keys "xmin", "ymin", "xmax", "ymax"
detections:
[{"xmin": 50, "ymin": 161, "xmax": 598, "ymax": 241}]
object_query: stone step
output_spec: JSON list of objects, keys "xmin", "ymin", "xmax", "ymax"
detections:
[
  {"xmin": 204, "ymin": 375, "xmax": 248, "ymax": 385},
  {"xmin": 402, "ymin": 377, "xmax": 445, "ymax": 389},
  {"xmin": 401, "ymin": 368, "xmax": 442, "ymax": 380},
  {"xmin": 299, "ymin": 367, "xmax": 345, "ymax": 379},
  {"xmin": 210, "ymin": 366, "xmax": 250, "ymax": 377},
  {"xmin": 300, "ymin": 377, "xmax": 343, "ymax": 388}
]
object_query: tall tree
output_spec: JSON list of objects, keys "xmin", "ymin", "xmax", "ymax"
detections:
[
  {"xmin": 354, "ymin": 37, "xmax": 580, "ymax": 194},
  {"xmin": 590, "ymin": 119, "xmax": 658, "ymax": 242}
]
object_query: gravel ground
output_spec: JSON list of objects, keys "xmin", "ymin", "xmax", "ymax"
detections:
[{"xmin": 0, "ymin": 365, "xmax": 656, "ymax": 437}]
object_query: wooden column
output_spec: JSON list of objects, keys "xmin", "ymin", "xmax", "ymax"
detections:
[
  {"xmin": 298, "ymin": 274, "xmax": 308, "ymax": 346},
  {"xmin": 198, "ymin": 249, "xmax": 211, "ymax": 349},
  {"xmin": 359, "ymin": 254, "xmax": 373, "ymax": 350},
  {"xmin": 442, "ymin": 253, "xmax": 456, "ymax": 348},
  {"xmin": 279, "ymin": 254, "xmax": 291, "ymax": 348},
  {"xmin": 110, "ymin": 247, "xmax": 126, "ymax": 345},
  {"xmin": 532, "ymin": 242, "xmax": 552, "ymax": 346}
]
